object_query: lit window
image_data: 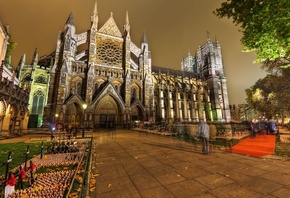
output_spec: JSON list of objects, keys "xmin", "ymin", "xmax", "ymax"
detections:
[
  {"xmin": 35, "ymin": 75, "xmax": 46, "ymax": 84},
  {"xmin": 32, "ymin": 90, "xmax": 45, "ymax": 114}
]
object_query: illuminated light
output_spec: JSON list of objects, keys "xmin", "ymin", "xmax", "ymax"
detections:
[{"xmin": 82, "ymin": 103, "xmax": 88, "ymax": 110}]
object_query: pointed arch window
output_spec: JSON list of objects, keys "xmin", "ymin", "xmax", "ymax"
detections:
[
  {"xmin": 92, "ymin": 83, "xmax": 99, "ymax": 101},
  {"xmin": 35, "ymin": 75, "xmax": 47, "ymax": 84},
  {"xmin": 204, "ymin": 54, "xmax": 209, "ymax": 66},
  {"xmin": 23, "ymin": 74, "xmax": 32, "ymax": 83},
  {"xmin": 95, "ymin": 83, "xmax": 99, "ymax": 93},
  {"xmin": 77, "ymin": 82, "xmax": 82, "ymax": 96},
  {"xmin": 0, "ymin": 101, "xmax": 5, "ymax": 116},
  {"xmin": 131, "ymin": 88, "xmax": 137, "ymax": 103},
  {"xmin": 32, "ymin": 90, "xmax": 45, "ymax": 114}
]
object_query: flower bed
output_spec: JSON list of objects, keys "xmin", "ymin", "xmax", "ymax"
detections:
[{"xmin": 1, "ymin": 138, "xmax": 92, "ymax": 198}]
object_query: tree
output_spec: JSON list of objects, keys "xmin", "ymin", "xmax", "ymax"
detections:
[
  {"xmin": 214, "ymin": 0, "xmax": 290, "ymax": 72},
  {"xmin": 245, "ymin": 68, "xmax": 290, "ymax": 119},
  {"xmin": 5, "ymin": 34, "xmax": 17, "ymax": 62}
]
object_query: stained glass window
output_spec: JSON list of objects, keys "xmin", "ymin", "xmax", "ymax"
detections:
[
  {"xmin": 96, "ymin": 40, "xmax": 122, "ymax": 66},
  {"xmin": 32, "ymin": 90, "xmax": 44, "ymax": 114}
]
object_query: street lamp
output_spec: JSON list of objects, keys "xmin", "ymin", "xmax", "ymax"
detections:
[
  {"xmin": 53, "ymin": 113, "xmax": 59, "ymax": 132},
  {"xmin": 82, "ymin": 103, "xmax": 87, "ymax": 138},
  {"xmin": 55, "ymin": 113, "xmax": 59, "ymax": 122}
]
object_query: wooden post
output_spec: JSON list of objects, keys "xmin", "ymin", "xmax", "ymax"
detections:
[
  {"xmin": 24, "ymin": 145, "xmax": 30, "ymax": 170},
  {"xmin": 4, "ymin": 151, "xmax": 12, "ymax": 180}
]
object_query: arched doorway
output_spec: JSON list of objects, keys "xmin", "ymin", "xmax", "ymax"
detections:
[
  {"xmin": 65, "ymin": 103, "xmax": 82, "ymax": 128},
  {"xmin": 0, "ymin": 100, "xmax": 6, "ymax": 134},
  {"xmin": 131, "ymin": 105, "xmax": 143, "ymax": 128},
  {"xmin": 131, "ymin": 106, "xmax": 143, "ymax": 121},
  {"xmin": 95, "ymin": 95, "xmax": 122, "ymax": 128}
]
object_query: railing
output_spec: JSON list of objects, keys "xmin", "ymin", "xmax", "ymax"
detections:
[
  {"xmin": 65, "ymin": 138, "xmax": 92, "ymax": 198},
  {"xmin": 0, "ymin": 77, "xmax": 29, "ymax": 102}
]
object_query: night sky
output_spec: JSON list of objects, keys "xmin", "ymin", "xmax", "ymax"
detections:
[{"xmin": 0, "ymin": 0, "xmax": 266, "ymax": 105}]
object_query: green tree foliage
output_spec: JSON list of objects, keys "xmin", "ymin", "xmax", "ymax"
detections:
[
  {"xmin": 5, "ymin": 34, "xmax": 17, "ymax": 62},
  {"xmin": 245, "ymin": 68, "xmax": 290, "ymax": 118},
  {"xmin": 214, "ymin": 0, "xmax": 290, "ymax": 71}
]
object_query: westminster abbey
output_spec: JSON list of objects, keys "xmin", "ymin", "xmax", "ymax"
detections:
[{"xmin": 16, "ymin": 2, "xmax": 231, "ymax": 129}]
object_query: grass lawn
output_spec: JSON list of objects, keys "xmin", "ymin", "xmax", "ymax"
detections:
[
  {"xmin": 275, "ymin": 142, "xmax": 290, "ymax": 158},
  {"xmin": 0, "ymin": 141, "xmax": 51, "ymax": 177}
]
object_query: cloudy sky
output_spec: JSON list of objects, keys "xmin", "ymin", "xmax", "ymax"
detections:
[{"xmin": 0, "ymin": 0, "xmax": 266, "ymax": 105}]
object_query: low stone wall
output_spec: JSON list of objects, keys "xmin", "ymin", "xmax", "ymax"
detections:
[
  {"xmin": 174, "ymin": 123, "xmax": 249, "ymax": 140},
  {"xmin": 280, "ymin": 135, "xmax": 290, "ymax": 143},
  {"xmin": 278, "ymin": 128, "xmax": 290, "ymax": 143}
]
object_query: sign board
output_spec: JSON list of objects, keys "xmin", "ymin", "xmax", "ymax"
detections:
[{"xmin": 54, "ymin": 122, "xmax": 64, "ymax": 131}]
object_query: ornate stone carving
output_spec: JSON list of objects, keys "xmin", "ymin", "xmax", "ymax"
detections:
[{"xmin": 96, "ymin": 38, "xmax": 122, "ymax": 67}]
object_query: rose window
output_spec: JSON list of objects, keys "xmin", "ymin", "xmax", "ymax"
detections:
[{"xmin": 96, "ymin": 40, "xmax": 122, "ymax": 66}]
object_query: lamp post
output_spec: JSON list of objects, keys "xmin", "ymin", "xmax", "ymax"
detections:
[
  {"xmin": 55, "ymin": 114, "xmax": 59, "ymax": 128},
  {"xmin": 52, "ymin": 113, "xmax": 59, "ymax": 132},
  {"xmin": 82, "ymin": 103, "xmax": 87, "ymax": 138}
]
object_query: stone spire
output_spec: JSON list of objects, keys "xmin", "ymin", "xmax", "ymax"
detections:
[
  {"xmin": 17, "ymin": 54, "xmax": 26, "ymax": 78},
  {"xmin": 66, "ymin": 12, "xmax": 75, "ymax": 26},
  {"xmin": 141, "ymin": 31, "xmax": 148, "ymax": 44},
  {"xmin": 18, "ymin": 54, "xmax": 26, "ymax": 68},
  {"xmin": 31, "ymin": 48, "xmax": 38, "ymax": 66},
  {"xmin": 91, "ymin": 1, "xmax": 98, "ymax": 30},
  {"xmin": 123, "ymin": 11, "xmax": 130, "ymax": 36},
  {"xmin": 206, "ymin": 30, "xmax": 210, "ymax": 40}
]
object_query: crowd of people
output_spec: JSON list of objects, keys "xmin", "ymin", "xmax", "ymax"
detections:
[
  {"xmin": 194, "ymin": 118, "xmax": 280, "ymax": 155},
  {"xmin": 250, "ymin": 118, "xmax": 278, "ymax": 138},
  {"xmin": 47, "ymin": 141, "xmax": 80, "ymax": 154}
]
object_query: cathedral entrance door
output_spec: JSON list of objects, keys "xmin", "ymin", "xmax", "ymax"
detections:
[
  {"xmin": 99, "ymin": 114, "xmax": 116, "ymax": 128},
  {"xmin": 131, "ymin": 106, "xmax": 143, "ymax": 123},
  {"xmin": 95, "ymin": 95, "xmax": 122, "ymax": 128}
]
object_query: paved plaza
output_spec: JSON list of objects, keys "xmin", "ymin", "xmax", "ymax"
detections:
[
  {"xmin": 89, "ymin": 129, "xmax": 290, "ymax": 198},
  {"xmin": 1, "ymin": 129, "xmax": 290, "ymax": 198}
]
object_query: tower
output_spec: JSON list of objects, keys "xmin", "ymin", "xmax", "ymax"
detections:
[{"xmin": 197, "ymin": 36, "xmax": 230, "ymax": 122}]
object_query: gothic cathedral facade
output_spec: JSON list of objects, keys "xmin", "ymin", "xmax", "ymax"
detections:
[{"xmin": 19, "ymin": 3, "xmax": 231, "ymax": 129}]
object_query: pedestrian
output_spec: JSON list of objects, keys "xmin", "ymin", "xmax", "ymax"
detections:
[
  {"xmin": 197, "ymin": 120, "xmax": 210, "ymax": 155},
  {"xmin": 4, "ymin": 172, "xmax": 16, "ymax": 198},
  {"xmin": 17, "ymin": 165, "xmax": 26, "ymax": 189},
  {"xmin": 250, "ymin": 119, "xmax": 257, "ymax": 138},
  {"xmin": 51, "ymin": 132, "xmax": 55, "ymax": 141},
  {"xmin": 67, "ymin": 131, "xmax": 71, "ymax": 140},
  {"xmin": 267, "ymin": 118, "xmax": 277, "ymax": 134}
]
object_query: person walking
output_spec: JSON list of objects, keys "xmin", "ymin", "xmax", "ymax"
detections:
[
  {"xmin": 50, "ymin": 132, "xmax": 55, "ymax": 141},
  {"xmin": 197, "ymin": 120, "xmax": 210, "ymax": 155},
  {"xmin": 267, "ymin": 118, "xmax": 277, "ymax": 134},
  {"xmin": 250, "ymin": 119, "xmax": 257, "ymax": 138}
]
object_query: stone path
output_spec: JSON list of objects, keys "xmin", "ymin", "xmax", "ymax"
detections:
[
  {"xmin": 89, "ymin": 129, "xmax": 290, "ymax": 198},
  {"xmin": 2, "ymin": 130, "xmax": 290, "ymax": 198}
]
